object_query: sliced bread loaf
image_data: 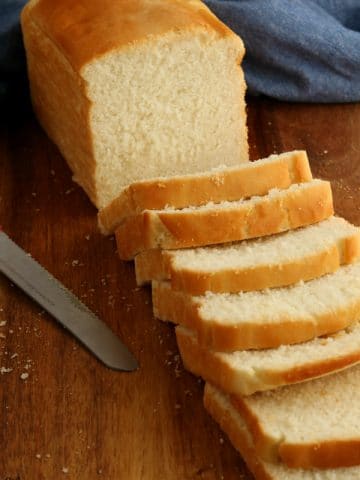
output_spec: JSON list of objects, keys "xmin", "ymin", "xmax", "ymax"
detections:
[
  {"xmin": 135, "ymin": 216, "xmax": 360, "ymax": 292},
  {"xmin": 99, "ymin": 150, "xmax": 312, "ymax": 234},
  {"xmin": 204, "ymin": 382, "xmax": 360, "ymax": 479},
  {"xmin": 116, "ymin": 179, "xmax": 333, "ymax": 260},
  {"xmin": 153, "ymin": 261, "xmax": 360, "ymax": 351},
  {"xmin": 176, "ymin": 323, "xmax": 360, "ymax": 395},
  {"xmin": 22, "ymin": 0, "xmax": 248, "ymax": 208}
]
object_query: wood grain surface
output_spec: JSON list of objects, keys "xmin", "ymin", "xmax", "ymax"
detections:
[{"xmin": 0, "ymin": 98, "xmax": 359, "ymax": 480}]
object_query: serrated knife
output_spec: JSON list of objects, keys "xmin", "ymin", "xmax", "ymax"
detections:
[{"xmin": 0, "ymin": 230, "xmax": 138, "ymax": 371}]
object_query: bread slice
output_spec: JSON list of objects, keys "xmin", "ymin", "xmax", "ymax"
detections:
[
  {"xmin": 229, "ymin": 363, "xmax": 360, "ymax": 469},
  {"xmin": 98, "ymin": 150, "xmax": 312, "ymax": 234},
  {"xmin": 135, "ymin": 216, "xmax": 360, "ymax": 293},
  {"xmin": 153, "ymin": 261, "xmax": 360, "ymax": 351},
  {"xmin": 22, "ymin": 0, "xmax": 248, "ymax": 208},
  {"xmin": 204, "ymin": 382, "xmax": 360, "ymax": 478},
  {"xmin": 176, "ymin": 322, "xmax": 360, "ymax": 395},
  {"xmin": 116, "ymin": 179, "xmax": 333, "ymax": 260}
]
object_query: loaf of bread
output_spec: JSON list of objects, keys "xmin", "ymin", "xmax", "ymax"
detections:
[
  {"xmin": 20, "ymin": 3, "xmax": 360, "ymax": 473},
  {"xmin": 176, "ymin": 322, "xmax": 360, "ymax": 395},
  {"xmin": 98, "ymin": 150, "xmax": 312, "ymax": 234},
  {"xmin": 135, "ymin": 216, "xmax": 360, "ymax": 293},
  {"xmin": 21, "ymin": 0, "xmax": 248, "ymax": 208},
  {"xmin": 204, "ymin": 382, "xmax": 360, "ymax": 478},
  {"xmin": 153, "ymin": 261, "xmax": 360, "ymax": 351},
  {"xmin": 116, "ymin": 180, "xmax": 333, "ymax": 260}
]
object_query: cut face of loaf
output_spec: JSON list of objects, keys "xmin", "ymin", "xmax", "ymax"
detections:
[
  {"xmin": 116, "ymin": 180, "xmax": 333, "ymax": 260},
  {"xmin": 176, "ymin": 322, "xmax": 360, "ymax": 396},
  {"xmin": 135, "ymin": 216, "xmax": 360, "ymax": 293},
  {"xmin": 98, "ymin": 150, "xmax": 312, "ymax": 234},
  {"xmin": 21, "ymin": 0, "xmax": 248, "ymax": 208},
  {"xmin": 204, "ymin": 383, "xmax": 360, "ymax": 479},
  {"xmin": 152, "ymin": 261, "xmax": 360, "ymax": 351}
]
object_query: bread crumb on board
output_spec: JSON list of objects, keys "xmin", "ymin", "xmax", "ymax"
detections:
[{"xmin": 1, "ymin": 366, "xmax": 13, "ymax": 374}]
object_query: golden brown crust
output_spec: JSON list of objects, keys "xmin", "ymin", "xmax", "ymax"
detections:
[
  {"xmin": 176, "ymin": 326, "xmax": 360, "ymax": 397},
  {"xmin": 171, "ymin": 246, "xmax": 340, "ymax": 294},
  {"xmin": 176, "ymin": 326, "xmax": 242, "ymax": 391},
  {"xmin": 282, "ymin": 350, "xmax": 360, "ymax": 385},
  {"xmin": 290, "ymin": 150, "xmax": 313, "ymax": 183},
  {"xmin": 135, "ymin": 249, "xmax": 173, "ymax": 286},
  {"xmin": 342, "ymin": 233, "xmax": 360, "ymax": 263},
  {"xmin": 25, "ymin": 0, "xmax": 241, "ymax": 71},
  {"xmin": 116, "ymin": 181, "xmax": 333, "ymax": 260},
  {"xmin": 98, "ymin": 151, "xmax": 311, "ymax": 234},
  {"xmin": 116, "ymin": 214, "xmax": 151, "ymax": 260},
  {"xmin": 285, "ymin": 181, "xmax": 333, "ymax": 227},
  {"xmin": 156, "ymin": 205, "xmax": 250, "ymax": 248},
  {"xmin": 153, "ymin": 281, "xmax": 360, "ymax": 351},
  {"xmin": 152, "ymin": 281, "xmax": 202, "ymax": 327},
  {"xmin": 280, "ymin": 440, "xmax": 360, "ymax": 469},
  {"xmin": 21, "ymin": 5, "xmax": 98, "ymax": 205},
  {"xmin": 98, "ymin": 189, "xmax": 134, "ymax": 235},
  {"xmin": 230, "ymin": 394, "xmax": 279, "ymax": 464},
  {"xmin": 204, "ymin": 384, "xmax": 273, "ymax": 480}
]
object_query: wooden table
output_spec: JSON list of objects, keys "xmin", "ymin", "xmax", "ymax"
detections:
[{"xmin": 0, "ymin": 98, "xmax": 359, "ymax": 480}]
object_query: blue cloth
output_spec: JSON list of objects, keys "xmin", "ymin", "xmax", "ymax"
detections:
[
  {"xmin": 0, "ymin": 0, "xmax": 29, "ymax": 118},
  {"xmin": 205, "ymin": 0, "xmax": 360, "ymax": 102},
  {"xmin": 0, "ymin": 0, "xmax": 360, "ymax": 107}
]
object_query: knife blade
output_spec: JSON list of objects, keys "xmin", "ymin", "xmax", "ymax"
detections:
[{"xmin": 0, "ymin": 230, "xmax": 138, "ymax": 371}]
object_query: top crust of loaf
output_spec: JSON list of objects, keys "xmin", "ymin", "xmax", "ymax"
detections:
[{"xmin": 23, "ymin": 0, "xmax": 243, "ymax": 71}]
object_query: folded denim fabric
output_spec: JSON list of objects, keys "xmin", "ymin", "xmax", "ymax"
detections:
[
  {"xmin": 0, "ymin": 0, "xmax": 28, "ymax": 119},
  {"xmin": 205, "ymin": 0, "xmax": 360, "ymax": 102}
]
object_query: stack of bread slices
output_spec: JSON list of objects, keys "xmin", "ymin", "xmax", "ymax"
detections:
[{"xmin": 99, "ymin": 150, "xmax": 360, "ymax": 479}]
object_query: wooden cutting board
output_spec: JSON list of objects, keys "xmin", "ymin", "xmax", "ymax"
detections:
[{"xmin": 0, "ymin": 98, "xmax": 359, "ymax": 480}]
